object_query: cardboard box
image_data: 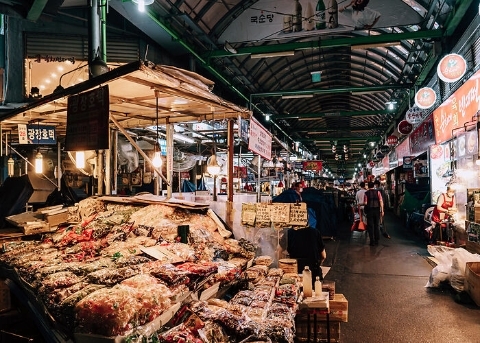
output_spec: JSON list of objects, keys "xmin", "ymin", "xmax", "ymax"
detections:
[
  {"xmin": 297, "ymin": 294, "xmax": 348, "ymax": 323},
  {"xmin": 294, "ymin": 320, "xmax": 340, "ymax": 342},
  {"xmin": 0, "ymin": 280, "xmax": 11, "ymax": 313},
  {"xmin": 465, "ymin": 262, "xmax": 480, "ymax": 306}
]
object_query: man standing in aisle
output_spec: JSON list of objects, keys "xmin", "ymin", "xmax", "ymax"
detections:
[
  {"xmin": 374, "ymin": 179, "xmax": 390, "ymax": 239},
  {"xmin": 364, "ymin": 181, "xmax": 384, "ymax": 246}
]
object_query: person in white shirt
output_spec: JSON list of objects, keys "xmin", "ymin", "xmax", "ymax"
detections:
[
  {"xmin": 339, "ymin": 0, "xmax": 381, "ymax": 29},
  {"xmin": 355, "ymin": 181, "xmax": 367, "ymax": 207}
]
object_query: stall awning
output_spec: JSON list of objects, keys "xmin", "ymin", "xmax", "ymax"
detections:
[{"xmin": 0, "ymin": 60, "xmax": 251, "ymax": 142}]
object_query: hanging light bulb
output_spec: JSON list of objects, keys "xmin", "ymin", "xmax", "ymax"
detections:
[
  {"xmin": 7, "ymin": 156, "xmax": 14, "ymax": 177},
  {"xmin": 152, "ymin": 150, "xmax": 163, "ymax": 168},
  {"xmin": 35, "ymin": 150, "xmax": 43, "ymax": 173},
  {"xmin": 206, "ymin": 154, "xmax": 221, "ymax": 176},
  {"xmin": 76, "ymin": 151, "xmax": 85, "ymax": 169}
]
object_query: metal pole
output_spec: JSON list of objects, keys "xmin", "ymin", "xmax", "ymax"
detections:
[
  {"xmin": 166, "ymin": 118, "xmax": 173, "ymax": 198},
  {"xmin": 227, "ymin": 119, "xmax": 234, "ymax": 202},
  {"xmin": 57, "ymin": 141, "xmax": 61, "ymax": 190},
  {"xmin": 257, "ymin": 156, "xmax": 261, "ymax": 202},
  {"xmin": 105, "ymin": 132, "xmax": 111, "ymax": 195}
]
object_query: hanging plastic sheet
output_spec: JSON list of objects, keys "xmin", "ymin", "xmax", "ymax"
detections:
[
  {"xmin": 197, "ymin": 176, "xmax": 207, "ymax": 191},
  {"xmin": 181, "ymin": 180, "xmax": 196, "ymax": 192}
]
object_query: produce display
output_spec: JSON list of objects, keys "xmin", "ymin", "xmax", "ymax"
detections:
[{"xmin": 0, "ymin": 197, "xmax": 300, "ymax": 343}]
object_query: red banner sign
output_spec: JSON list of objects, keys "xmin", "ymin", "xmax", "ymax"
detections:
[
  {"xmin": 433, "ymin": 69, "xmax": 480, "ymax": 144},
  {"xmin": 387, "ymin": 135, "xmax": 398, "ymax": 146},
  {"xmin": 302, "ymin": 160, "xmax": 323, "ymax": 171},
  {"xmin": 409, "ymin": 114, "xmax": 435, "ymax": 155}
]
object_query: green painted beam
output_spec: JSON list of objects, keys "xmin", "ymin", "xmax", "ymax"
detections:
[
  {"xmin": 204, "ymin": 30, "xmax": 444, "ymax": 59},
  {"xmin": 26, "ymin": 0, "xmax": 48, "ymax": 22},
  {"xmin": 252, "ymin": 84, "xmax": 410, "ymax": 98},
  {"xmin": 444, "ymin": 0, "xmax": 475, "ymax": 36},
  {"xmin": 274, "ymin": 109, "xmax": 391, "ymax": 119},
  {"xmin": 415, "ymin": 0, "xmax": 473, "ymax": 87},
  {"xmin": 298, "ymin": 137, "xmax": 380, "ymax": 142}
]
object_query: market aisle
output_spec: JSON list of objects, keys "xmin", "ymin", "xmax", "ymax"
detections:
[{"xmin": 323, "ymin": 212, "xmax": 480, "ymax": 343}]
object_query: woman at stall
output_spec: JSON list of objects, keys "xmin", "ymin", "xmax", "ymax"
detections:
[{"xmin": 431, "ymin": 186, "xmax": 457, "ymax": 242}]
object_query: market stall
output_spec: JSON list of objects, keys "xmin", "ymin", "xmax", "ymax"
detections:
[{"xmin": 0, "ymin": 195, "xmax": 347, "ymax": 342}]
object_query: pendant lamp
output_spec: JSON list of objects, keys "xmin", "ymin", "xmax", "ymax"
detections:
[{"xmin": 35, "ymin": 150, "xmax": 43, "ymax": 174}]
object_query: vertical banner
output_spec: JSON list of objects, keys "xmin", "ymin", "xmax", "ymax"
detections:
[
  {"xmin": 248, "ymin": 116, "xmax": 272, "ymax": 160},
  {"xmin": 65, "ymin": 85, "xmax": 110, "ymax": 151}
]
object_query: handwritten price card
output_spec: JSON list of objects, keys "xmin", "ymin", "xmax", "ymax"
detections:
[
  {"xmin": 241, "ymin": 203, "xmax": 257, "ymax": 226},
  {"xmin": 289, "ymin": 203, "xmax": 308, "ymax": 226},
  {"xmin": 255, "ymin": 203, "xmax": 272, "ymax": 226},
  {"xmin": 270, "ymin": 203, "xmax": 290, "ymax": 225}
]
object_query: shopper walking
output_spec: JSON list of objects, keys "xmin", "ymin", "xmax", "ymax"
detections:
[
  {"xmin": 374, "ymin": 180, "xmax": 390, "ymax": 239},
  {"xmin": 364, "ymin": 181, "xmax": 384, "ymax": 246}
]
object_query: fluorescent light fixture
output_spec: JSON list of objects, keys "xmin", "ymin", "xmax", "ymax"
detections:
[
  {"xmin": 35, "ymin": 151, "xmax": 43, "ymax": 173},
  {"xmin": 76, "ymin": 151, "xmax": 85, "ymax": 169},
  {"xmin": 132, "ymin": 0, "xmax": 154, "ymax": 12},
  {"xmin": 251, "ymin": 51, "xmax": 295, "ymax": 59},
  {"xmin": 308, "ymin": 131, "xmax": 328, "ymax": 134},
  {"xmin": 281, "ymin": 94, "xmax": 314, "ymax": 99},
  {"xmin": 351, "ymin": 41, "xmax": 401, "ymax": 50},
  {"xmin": 352, "ymin": 89, "xmax": 386, "ymax": 95}
]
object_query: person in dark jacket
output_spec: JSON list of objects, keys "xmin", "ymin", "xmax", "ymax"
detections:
[
  {"xmin": 279, "ymin": 210, "xmax": 326, "ymax": 284},
  {"xmin": 364, "ymin": 181, "xmax": 384, "ymax": 246}
]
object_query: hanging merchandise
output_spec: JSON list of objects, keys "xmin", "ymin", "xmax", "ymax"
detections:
[
  {"xmin": 315, "ymin": 0, "xmax": 326, "ymax": 29},
  {"xmin": 304, "ymin": 1, "xmax": 315, "ymax": 30},
  {"xmin": 326, "ymin": 0, "xmax": 338, "ymax": 28},
  {"xmin": 293, "ymin": 0, "xmax": 303, "ymax": 32}
]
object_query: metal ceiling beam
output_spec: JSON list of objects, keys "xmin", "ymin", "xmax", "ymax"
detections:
[
  {"xmin": 298, "ymin": 137, "xmax": 379, "ymax": 142},
  {"xmin": 444, "ymin": 0, "xmax": 475, "ymax": 36},
  {"xmin": 252, "ymin": 84, "xmax": 410, "ymax": 98},
  {"xmin": 26, "ymin": 0, "xmax": 48, "ymax": 22},
  {"xmin": 274, "ymin": 109, "xmax": 391, "ymax": 119},
  {"xmin": 204, "ymin": 30, "xmax": 444, "ymax": 59}
]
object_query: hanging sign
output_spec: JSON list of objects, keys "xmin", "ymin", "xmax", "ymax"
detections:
[
  {"xmin": 375, "ymin": 151, "xmax": 384, "ymax": 159},
  {"xmin": 395, "ymin": 138, "xmax": 411, "ymax": 165},
  {"xmin": 302, "ymin": 160, "xmax": 323, "ymax": 171},
  {"xmin": 387, "ymin": 135, "xmax": 398, "ymax": 146},
  {"xmin": 238, "ymin": 117, "xmax": 249, "ymax": 143},
  {"xmin": 415, "ymin": 87, "xmax": 437, "ymax": 109},
  {"xmin": 433, "ymin": 69, "xmax": 480, "ymax": 144},
  {"xmin": 380, "ymin": 145, "xmax": 390, "ymax": 154},
  {"xmin": 437, "ymin": 53, "xmax": 467, "ymax": 83},
  {"xmin": 18, "ymin": 124, "xmax": 56, "ymax": 145},
  {"xmin": 398, "ymin": 120, "xmax": 413, "ymax": 135},
  {"xmin": 405, "ymin": 106, "xmax": 424, "ymax": 124},
  {"xmin": 369, "ymin": 160, "xmax": 375, "ymax": 167},
  {"xmin": 403, "ymin": 156, "xmax": 413, "ymax": 170},
  {"xmin": 409, "ymin": 114, "xmax": 435, "ymax": 155},
  {"xmin": 248, "ymin": 116, "xmax": 272, "ymax": 160},
  {"xmin": 430, "ymin": 144, "xmax": 444, "ymax": 160},
  {"xmin": 65, "ymin": 85, "xmax": 110, "ymax": 151}
]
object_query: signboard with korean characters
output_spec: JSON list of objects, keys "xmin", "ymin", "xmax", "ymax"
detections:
[
  {"xmin": 409, "ymin": 114, "xmax": 435, "ymax": 155},
  {"xmin": 433, "ymin": 69, "xmax": 480, "ymax": 144},
  {"xmin": 65, "ymin": 85, "xmax": 109, "ymax": 151},
  {"xmin": 18, "ymin": 124, "xmax": 56, "ymax": 145},
  {"xmin": 248, "ymin": 116, "xmax": 272, "ymax": 160}
]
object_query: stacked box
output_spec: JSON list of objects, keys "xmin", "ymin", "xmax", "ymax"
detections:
[
  {"xmin": 294, "ymin": 320, "xmax": 340, "ymax": 343},
  {"xmin": 0, "ymin": 280, "xmax": 11, "ymax": 313},
  {"xmin": 465, "ymin": 262, "xmax": 480, "ymax": 306}
]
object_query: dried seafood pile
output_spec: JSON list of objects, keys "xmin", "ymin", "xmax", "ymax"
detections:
[{"xmin": 0, "ymin": 198, "xmax": 258, "ymax": 338}]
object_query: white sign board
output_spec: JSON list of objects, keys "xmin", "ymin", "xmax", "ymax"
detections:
[{"xmin": 248, "ymin": 116, "xmax": 272, "ymax": 160}]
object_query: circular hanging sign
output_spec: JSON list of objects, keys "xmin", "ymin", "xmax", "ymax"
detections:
[
  {"xmin": 376, "ymin": 151, "xmax": 384, "ymax": 159},
  {"xmin": 387, "ymin": 135, "xmax": 398, "ymax": 146},
  {"xmin": 380, "ymin": 145, "xmax": 390, "ymax": 154},
  {"xmin": 437, "ymin": 53, "xmax": 467, "ymax": 83},
  {"xmin": 369, "ymin": 160, "xmax": 375, "ymax": 167},
  {"xmin": 398, "ymin": 120, "xmax": 413, "ymax": 135},
  {"xmin": 415, "ymin": 87, "xmax": 437, "ymax": 109},
  {"xmin": 405, "ymin": 106, "xmax": 423, "ymax": 125}
]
